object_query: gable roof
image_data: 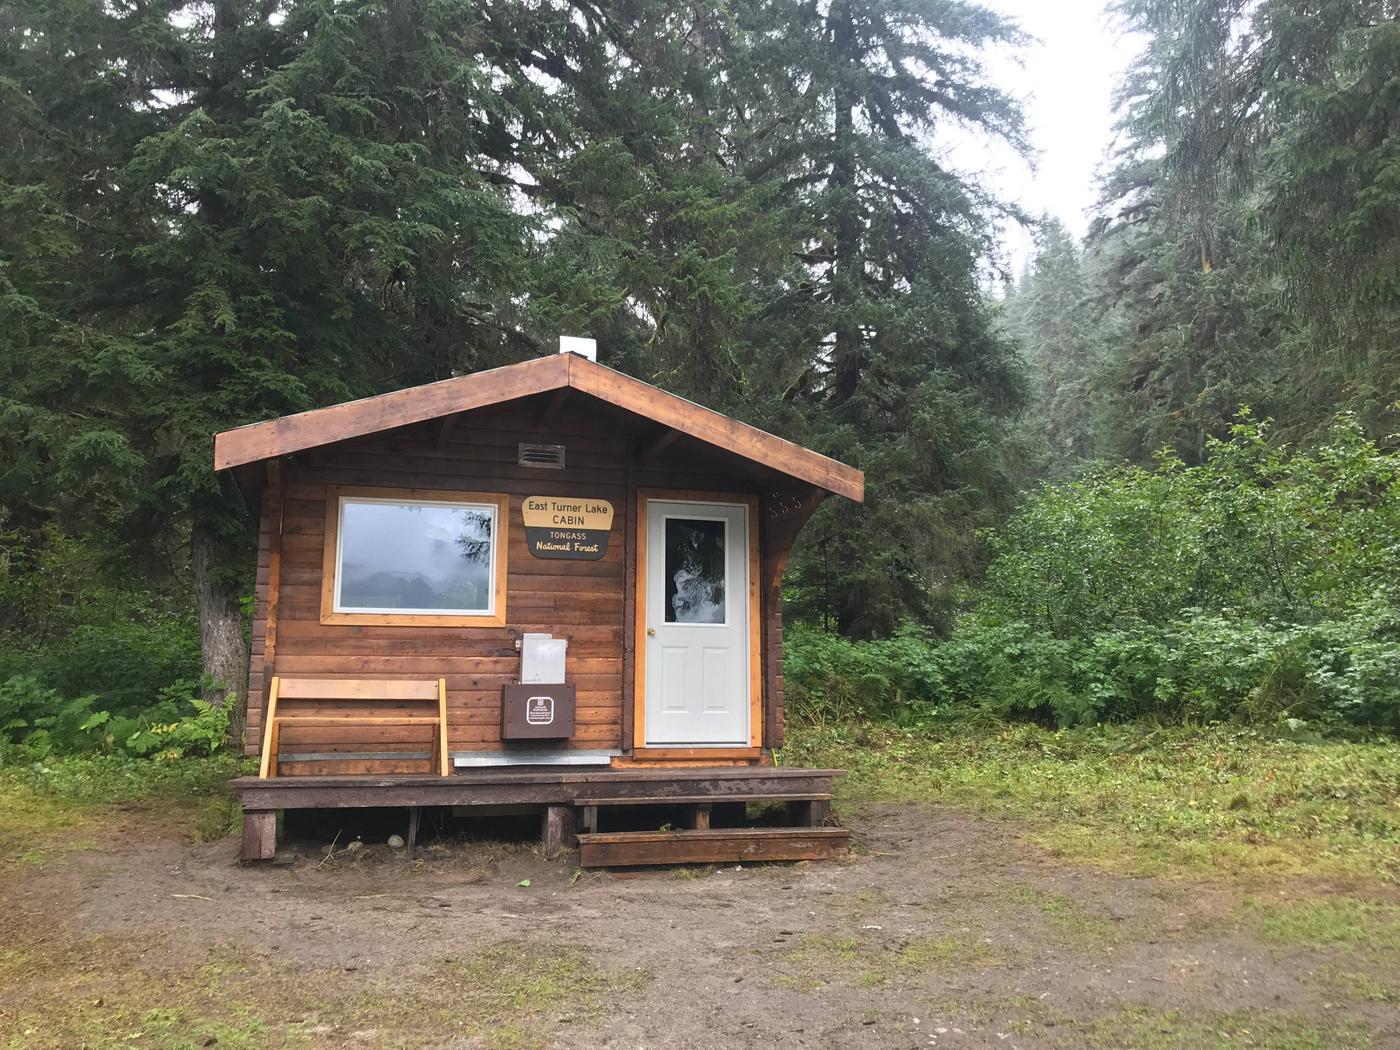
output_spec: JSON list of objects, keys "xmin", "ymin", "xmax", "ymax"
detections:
[{"xmin": 213, "ymin": 353, "xmax": 864, "ymax": 502}]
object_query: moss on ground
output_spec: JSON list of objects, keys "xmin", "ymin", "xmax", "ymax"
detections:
[
  {"xmin": 0, "ymin": 929, "xmax": 646, "ymax": 1050},
  {"xmin": 769, "ymin": 929, "xmax": 1012, "ymax": 992},
  {"xmin": 1064, "ymin": 1003, "xmax": 1373, "ymax": 1049},
  {"xmin": 779, "ymin": 721, "xmax": 1400, "ymax": 882}
]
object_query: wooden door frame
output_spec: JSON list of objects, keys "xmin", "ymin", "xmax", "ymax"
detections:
[{"xmin": 631, "ymin": 489, "xmax": 762, "ymax": 759}]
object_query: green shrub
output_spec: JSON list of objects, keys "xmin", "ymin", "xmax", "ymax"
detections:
[
  {"xmin": 782, "ymin": 625, "xmax": 947, "ymax": 724},
  {"xmin": 120, "ymin": 679, "xmax": 232, "ymax": 759},
  {"xmin": 0, "ymin": 524, "xmax": 209, "ymax": 760},
  {"xmin": 0, "ymin": 675, "xmax": 105, "ymax": 757},
  {"xmin": 784, "ymin": 606, "xmax": 1400, "ymax": 731},
  {"xmin": 0, "ymin": 618, "xmax": 201, "ymax": 720},
  {"xmin": 975, "ymin": 413, "xmax": 1400, "ymax": 636},
  {"xmin": 781, "ymin": 411, "xmax": 1400, "ymax": 730},
  {"xmin": 0, "ymin": 674, "xmax": 231, "ymax": 760}
]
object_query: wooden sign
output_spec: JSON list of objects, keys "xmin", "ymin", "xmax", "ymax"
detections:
[{"xmin": 523, "ymin": 496, "xmax": 614, "ymax": 560}]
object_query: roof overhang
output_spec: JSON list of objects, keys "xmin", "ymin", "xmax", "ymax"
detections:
[{"xmin": 213, "ymin": 354, "xmax": 863, "ymax": 502}]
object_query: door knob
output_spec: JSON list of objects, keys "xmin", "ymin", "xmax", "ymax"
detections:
[{"xmin": 647, "ymin": 627, "xmax": 656, "ymax": 636}]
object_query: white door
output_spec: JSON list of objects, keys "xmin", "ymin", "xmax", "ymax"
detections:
[{"xmin": 643, "ymin": 499, "xmax": 750, "ymax": 746}]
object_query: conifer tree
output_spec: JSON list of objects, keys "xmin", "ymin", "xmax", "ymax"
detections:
[
  {"xmin": 1095, "ymin": 0, "xmax": 1400, "ymax": 453},
  {"xmin": 1003, "ymin": 219, "xmax": 1105, "ymax": 476},
  {"xmin": 505, "ymin": 0, "xmax": 1037, "ymax": 635},
  {"xmin": 2, "ymin": 0, "xmax": 530, "ymax": 710},
  {"xmin": 3, "ymin": 0, "xmax": 1036, "ymax": 687},
  {"xmin": 731, "ymin": 0, "xmax": 1032, "ymax": 635}
]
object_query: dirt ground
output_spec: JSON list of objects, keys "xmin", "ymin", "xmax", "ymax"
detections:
[{"xmin": 2, "ymin": 801, "xmax": 1398, "ymax": 1049}]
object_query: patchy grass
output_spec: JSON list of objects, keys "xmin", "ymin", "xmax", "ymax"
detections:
[
  {"xmin": 1005, "ymin": 883, "xmax": 1120, "ymax": 943},
  {"xmin": 671, "ymin": 863, "xmax": 717, "ymax": 879},
  {"xmin": 1065, "ymin": 1003, "xmax": 1373, "ymax": 1049},
  {"xmin": 0, "ymin": 926, "xmax": 645, "ymax": 1050},
  {"xmin": 897, "ymin": 933, "xmax": 1002, "ymax": 971},
  {"xmin": 1252, "ymin": 898, "xmax": 1400, "ymax": 954},
  {"xmin": 779, "ymin": 721, "xmax": 1400, "ymax": 882},
  {"xmin": 0, "ymin": 754, "xmax": 244, "ymax": 868},
  {"xmin": 0, "ymin": 932, "xmax": 303, "ymax": 1049},
  {"xmin": 443, "ymin": 939, "xmax": 647, "ymax": 1033},
  {"xmin": 770, "ymin": 929, "xmax": 1011, "ymax": 992},
  {"xmin": 918, "ymin": 996, "xmax": 1375, "ymax": 1048},
  {"xmin": 1312, "ymin": 967, "xmax": 1400, "ymax": 1003}
]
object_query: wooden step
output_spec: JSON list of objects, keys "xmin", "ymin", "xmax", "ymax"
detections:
[
  {"xmin": 574, "ymin": 792, "xmax": 831, "ymax": 807},
  {"xmin": 577, "ymin": 827, "xmax": 850, "ymax": 867}
]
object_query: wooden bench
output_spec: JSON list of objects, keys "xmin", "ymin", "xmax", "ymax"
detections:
[{"xmin": 258, "ymin": 677, "xmax": 449, "ymax": 779}]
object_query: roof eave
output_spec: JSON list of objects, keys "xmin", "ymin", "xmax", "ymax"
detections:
[{"xmin": 213, "ymin": 354, "xmax": 864, "ymax": 502}]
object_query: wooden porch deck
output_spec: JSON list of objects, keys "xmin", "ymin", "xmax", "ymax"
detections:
[{"xmin": 231, "ymin": 765, "xmax": 847, "ymax": 866}]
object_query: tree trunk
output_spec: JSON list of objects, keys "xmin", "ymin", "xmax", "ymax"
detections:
[
  {"xmin": 191, "ymin": 0, "xmax": 249, "ymax": 742},
  {"xmin": 827, "ymin": 0, "xmax": 863, "ymax": 403},
  {"xmin": 192, "ymin": 516, "xmax": 248, "ymax": 734}
]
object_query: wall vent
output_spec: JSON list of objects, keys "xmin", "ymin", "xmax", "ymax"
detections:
[{"xmin": 518, "ymin": 443, "xmax": 566, "ymax": 469}]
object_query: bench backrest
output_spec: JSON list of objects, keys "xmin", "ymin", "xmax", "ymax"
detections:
[
  {"xmin": 261, "ymin": 676, "xmax": 449, "ymax": 777},
  {"xmin": 276, "ymin": 678, "xmax": 441, "ymax": 702}
]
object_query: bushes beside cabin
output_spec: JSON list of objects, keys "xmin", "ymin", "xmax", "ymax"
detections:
[
  {"xmin": 0, "ymin": 526, "xmax": 219, "ymax": 761},
  {"xmin": 785, "ymin": 611, "xmax": 1400, "ymax": 731},
  {"xmin": 786, "ymin": 415, "xmax": 1400, "ymax": 733}
]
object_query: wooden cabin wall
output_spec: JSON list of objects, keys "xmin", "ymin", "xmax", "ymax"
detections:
[{"xmin": 242, "ymin": 400, "xmax": 789, "ymax": 769}]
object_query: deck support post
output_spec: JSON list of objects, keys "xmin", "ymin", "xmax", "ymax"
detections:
[
  {"xmin": 579, "ymin": 804, "xmax": 599, "ymax": 835},
  {"xmin": 241, "ymin": 810, "xmax": 277, "ymax": 861},
  {"xmin": 790, "ymin": 799, "xmax": 830, "ymax": 827},
  {"xmin": 692, "ymin": 802, "xmax": 712, "ymax": 831},
  {"xmin": 407, "ymin": 805, "xmax": 421, "ymax": 857},
  {"xmin": 542, "ymin": 805, "xmax": 576, "ymax": 859}
]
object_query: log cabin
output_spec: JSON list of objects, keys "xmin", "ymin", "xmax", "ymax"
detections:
[{"xmin": 218, "ymin": 349, "xmax": 864, "ymax": 867}]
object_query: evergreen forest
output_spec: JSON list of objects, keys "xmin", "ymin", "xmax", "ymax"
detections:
[{"xmin": 3, "ymin": 0, "xmax": 1399, "ymax": 757}]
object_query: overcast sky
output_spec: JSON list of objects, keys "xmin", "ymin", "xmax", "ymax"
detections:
[{"xmin": 939, "ymin": 0, "xmax": 1144, "ymax": 274}]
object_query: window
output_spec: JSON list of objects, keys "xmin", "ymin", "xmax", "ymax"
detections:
[
  {"xmin": 321, "ymin": 487, "xmax": 509, "ymax": 626},
  {"xmin": 664, "ymin": 516, "xmax": 727, "ymax": 624}
]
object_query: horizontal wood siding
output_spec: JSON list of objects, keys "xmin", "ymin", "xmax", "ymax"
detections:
[
  {"xmin": 243, "ymin": 398, "xmax": 801, "ymax": 766},
  {"xmin": 260, "ymin": 403, "xmax": 627, "ymax": 756}
]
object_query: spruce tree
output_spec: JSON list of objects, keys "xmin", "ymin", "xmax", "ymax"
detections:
[
  {"xmin": 1098, "ymin": 0, "xmax": 1400, "ymax": 450},
  {"xmin": 3, "ymin": 0, "xmax": 1037, "ymax": 684},
  {"xmin": 1003, "ymin": 219, "xmax": 1105, "ymax": 477},
  {"xmin": 2, "ymin": 0, "xmax": 530, "ymax": 710},
  {"xmin": 731, "ymin": 0, "xmax": 1032, "ymax": 635}
]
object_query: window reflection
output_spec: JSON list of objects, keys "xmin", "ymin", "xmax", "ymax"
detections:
[
  {"xmin": 665, "ymin": 518, "xmax": 726, "ymax": 623},
  {"xmin": 338, "ymin": 500, "xmax": 495, "ymax": 613}
]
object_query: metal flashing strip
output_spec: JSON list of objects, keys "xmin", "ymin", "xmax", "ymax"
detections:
[{"xmin": 452, "ymin": 749, "xmax": 620, "ymax": 767}]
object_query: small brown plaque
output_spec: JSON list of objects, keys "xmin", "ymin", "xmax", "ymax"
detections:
[{"xmin": 501, "ymin": 683, "xmax": 576, "ymax": 739}]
